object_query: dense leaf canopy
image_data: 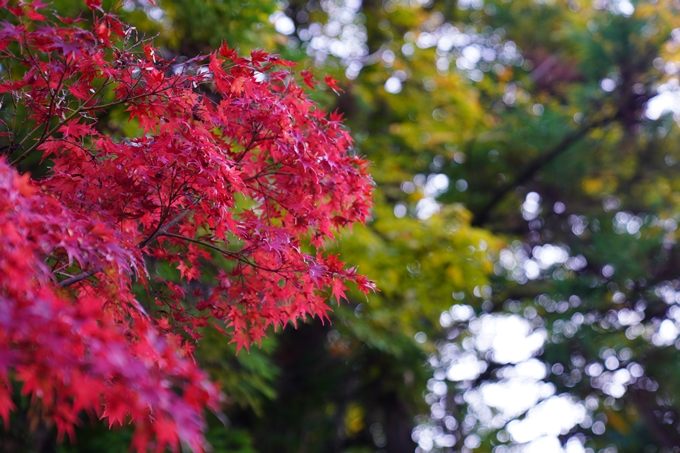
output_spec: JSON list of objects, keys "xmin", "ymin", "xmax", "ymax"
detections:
[{"xmin": 0, "ymin": 1, "xmax": 372, "ymax": 451}]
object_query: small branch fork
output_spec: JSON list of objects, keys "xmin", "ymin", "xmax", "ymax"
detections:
[{"xmin": 59, "ymin": 210, "xmax": 190, "ymax": 288}]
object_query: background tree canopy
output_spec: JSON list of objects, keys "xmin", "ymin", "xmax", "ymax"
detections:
[{"xmin": 5, "ymin": 0, "xmax": 680, "ymax": 453}]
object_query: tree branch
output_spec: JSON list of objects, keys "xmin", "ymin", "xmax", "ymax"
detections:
[
  {"xmin": 58, "ymin": 210, "xmax": 191, "ymax": 288},
  {"xmin": 160, "ymin": 232, "xmax": 289, "ymax": 274},
  {"xmin": 11, "ymin": 78, "xmax": 112, "ymax": 166},
  {"xmin": 139, "ymin": 210, "xmax": 190, "ymax": 248},
  {"xmin": 57, "ymin": 269, "xmax": 98, "ymax": 287},
  {"xmin": 471, "ymin": 116, "xmax": 613, "ymax": 227}
]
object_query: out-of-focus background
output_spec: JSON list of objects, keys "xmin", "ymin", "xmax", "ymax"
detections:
[{"xmin": 17, "ymin": 0, "xmax": 680, "ymax": 452}]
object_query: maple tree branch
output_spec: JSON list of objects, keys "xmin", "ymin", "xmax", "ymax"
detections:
[
  {"xmin": 14, "ymin": 56, "xmax": 72, "ymax": 158},
  {"xmin": 12, "ymin": 78, "xmax": 112, "ymax": 165},
  {"xmin": 161, "ymin": 232, "xmax": 239, "ymax": 257},
  {"xmin": 160, "ymin": 232, "xmax": 294, "ymax": 274},
  {"xmin": 23, "ymin": 36, "xmax": 53, "ymax": 89},
  {"xmin": 235, "ymin": 123, "xmax": 263, "ymax": 163},
  {"xmin": 140, "ymin": 210, "xmax": 190, "ymax": 248},
  {"xmin": 58, "ymin": 269, "xmax": 98, "ymax": 287},
  {"xmin": 34, "ymin": 61, "xmax": 71, "ymax": 149},
  {"xmin": 471, "ymin": 116, "xmax": 613, "ymax": 227},
  {"xmin": 59, "ymin": 210, "xmax": 191, "ymax": 288},
  {"xmin": 11, "ymin": 75, "xmax": 183, "ymax": 166},
  {"xmin": 6, "ymin": 94, "xmax": 22, "ymax": 152}
]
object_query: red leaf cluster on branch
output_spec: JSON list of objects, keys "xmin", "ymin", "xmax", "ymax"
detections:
[{"xmin": 0, "ymin": 1, "xmax": 373, "ymax": 451}]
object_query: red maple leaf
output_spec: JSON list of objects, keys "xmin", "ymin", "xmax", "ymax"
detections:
[
  {"xmin": 325, "ymin": 75, "xmax": 344, "ymax": 93},
  {"xmin": 177, "ymin": 261, "xmax": 200, "ymax": 282},
  {"xmin": 84, "ymin": 0, "xmax": 102, "ymax": 10},
  {"xmin": 302, "ymin": 69, "xmax": 318, "ymax": 90}
]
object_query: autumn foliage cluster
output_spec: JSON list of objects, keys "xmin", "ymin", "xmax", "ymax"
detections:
[{"xmin": 0, "ymin": 0, "xmax": 373, "ymax": 450}]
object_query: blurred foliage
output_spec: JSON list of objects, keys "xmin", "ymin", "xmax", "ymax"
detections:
[
  {"xmin": 12, "ymin": 0, "xmax": 680, "ymax": 452},
  {"xmin": 342, "ymin": 1, "xmax": 680, "ymax": 452},
  {"xmin": 118, "ymin": 0, "xmax": 281, "ymax": 54},
  {"xmin": 44, "ymin": 0, "xmax": 281, "ymax": 55},
  {"xmin": 335, "ymin": 203, "xmax": 499, "ymax": 349},
  {"xmin": 196, "ymin": 331, "xmax": 279, "ymax": 417}
]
